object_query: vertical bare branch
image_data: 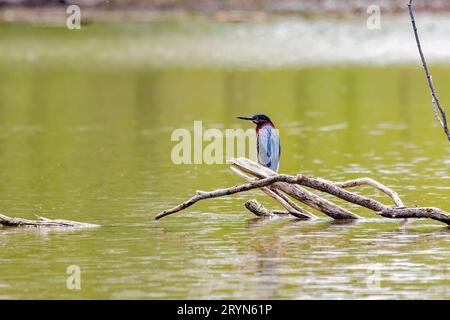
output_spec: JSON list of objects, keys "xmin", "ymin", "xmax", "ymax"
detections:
[{"xmin": 408, "ymin": 0, "xmax": 450, "ymax": 142}]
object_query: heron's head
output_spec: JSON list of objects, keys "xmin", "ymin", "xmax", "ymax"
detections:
[{"xmin": 237, "ymin": 114, "xmax": 274, "ymax": 127}]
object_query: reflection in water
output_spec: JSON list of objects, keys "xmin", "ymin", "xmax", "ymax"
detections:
[
  {"xmin": 0, "ymin": 61, "xmax": 449, "ymax": 299},
  {"xmin": 244, "ymin": 217, "xmax": 359, "ymax": 299}
]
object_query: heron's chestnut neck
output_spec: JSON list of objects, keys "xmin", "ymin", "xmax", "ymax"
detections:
[{"xmin": 256, "ymin": 121, "xmax": 275, "ymax": 133}]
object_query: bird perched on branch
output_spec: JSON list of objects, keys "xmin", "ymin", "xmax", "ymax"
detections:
[{"xmin": 237, "ymin": 114, "xmax": 280, "ymax": 172}]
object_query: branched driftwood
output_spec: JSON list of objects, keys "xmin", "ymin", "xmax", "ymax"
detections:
[
  {"xmin": 229, "ymin": 159, "xmax": 359, "ymax": 220},
  {"xmin": 409, "ymin": 0, "xmax": 450, "ymax": 142},
  {"xmin": 155, "ymin": 158, "xmax": 450, "ymax": 225},
  {"xmin": 230, "ymin": 166, "xmax": 315, "ymax": 219},
  {"xmin": 0, "ymin": 214, "xmax": 99, "ymax": 228}
]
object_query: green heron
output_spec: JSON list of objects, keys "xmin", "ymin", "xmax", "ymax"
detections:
[{"xmin": 237, "ymin": 114, "xmax": 280, "ymax": 172}]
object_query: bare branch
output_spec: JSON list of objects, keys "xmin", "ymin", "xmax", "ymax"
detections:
[
  {"xmin": 230, "ymin": 166, "xmax": 315, "ymax": 219},
  {"xmin": 156, "ymin": 159, "xmax": 369, "ymax": 220},
  {"xmin": 378, "ymin": 207, "xmax": 450, "ymax": 225},
  {"xmin": 229, "ymin": 158, "xmax": 359, "ymax": 219},
  {"xmin": 335, "ymin": 177, "xmax": 404, "ymax": 207},
  {"xmin": 156, "ymin": 159, "xmax": 450, "ymax": 225},
  {"xmin": 267, "ymin": 187, "xmax": 316, "ymax": 219},
  {"xmin": 408, "ymin": 0, "xmax": 450, "ymax": 141},
  {"xmin": 296, "ymin": 176, "xmax": 388, "ymax": 212},
  {"xmin": 154, "ymin": 173, "xmax": 308, "ymax": 220}
]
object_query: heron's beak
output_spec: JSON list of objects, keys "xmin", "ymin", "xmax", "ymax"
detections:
[{"xmin": 237, "ymin": 116, "xmax": 254, "ymax": 121}]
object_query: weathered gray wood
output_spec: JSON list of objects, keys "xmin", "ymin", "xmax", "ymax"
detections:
[
  {"xmin": 229, "ymin": 158, "xmax": 360, "ymax": 219},
  {"xmin": 335, "ymin": 177, "xmax": 404, "ymax": 207},
  {"xmin": 378, "ymin": 207, "xmax": 450, "ymax": 225},
  {"xmin": 230, "ymin": 166, "xmax": 315, "ymax": 219},
  {"xmin": 244, "ymin": 200, "xmax": 293, "ymax": 217},
  {"xmin": 0, "ymin": 214, "xmax": 99, "ymax": 228},
  {"xmin": 245, "ymin": 200, "xmax": 274, "ymax": 217},
  {"xmin": 296, "ymin": 175, "xmax": 389, "ymax": 212},
  {"xmin": 267, "ymin": 186, "xmax": 315, "ymax": 219},
  {"xmin": 155, "ymin": 173, "xmax": 317, "ymax": 220},
  {"xmin": 233, "ymin": 159, "xmax": 450, "ymax": 225},
  {"xmin": 156, "ymin": 158, "xmax": 450, "ymax": 225},
  {"xmin": 156, "ymin": 158, "xmax": 358, "ymax": 220}
]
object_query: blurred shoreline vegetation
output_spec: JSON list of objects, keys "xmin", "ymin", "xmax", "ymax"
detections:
[
  {"xmin": 2, "ymin": 0, "xmax": 450, "ymax": 24},
  {"xmin": 1, "ymin": 0, "xmax": 450, "ymax": 77},
  {"xmin": 2, "ymin": 11, "xmax": 450, "ymax": 70}
]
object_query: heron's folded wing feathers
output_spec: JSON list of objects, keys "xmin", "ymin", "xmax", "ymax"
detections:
[{"xmin": 257, "ymin": 126, "xmax": 280, "ymax": 171}]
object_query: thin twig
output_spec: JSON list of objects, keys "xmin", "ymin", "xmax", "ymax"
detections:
[{"xmin": 408, "ymin": 0, "xmax": 450, "ymax": 141}]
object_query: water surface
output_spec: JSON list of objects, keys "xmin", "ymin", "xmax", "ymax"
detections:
[{"xmin": 0, "ymin": 21, "xmax": 449, "ymax": 299}]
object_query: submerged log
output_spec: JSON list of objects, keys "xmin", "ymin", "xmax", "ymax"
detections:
[
  {"xmin": 244, "ymin": 199, "xmax": 305, "ymax": 218},
  {"xmin": 0, "ymin": 214, "xmax": 99, "ymax": 228},
  {"xmin": 230, "ymin": 167, "xmax": 315, "ymax": 219},
  {"xmin": 155, "ymin": 158, "xmax": 450, "ymax": 226}
]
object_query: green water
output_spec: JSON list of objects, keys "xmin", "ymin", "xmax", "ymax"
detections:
[{"xmin": 0, "ymin": 22, "xmax": 449, "ymax": 299}]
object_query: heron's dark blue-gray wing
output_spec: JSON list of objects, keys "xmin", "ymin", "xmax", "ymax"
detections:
[{"xmin": 257, "ymin": 126, "xmax": 280, "ymax": 172}]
